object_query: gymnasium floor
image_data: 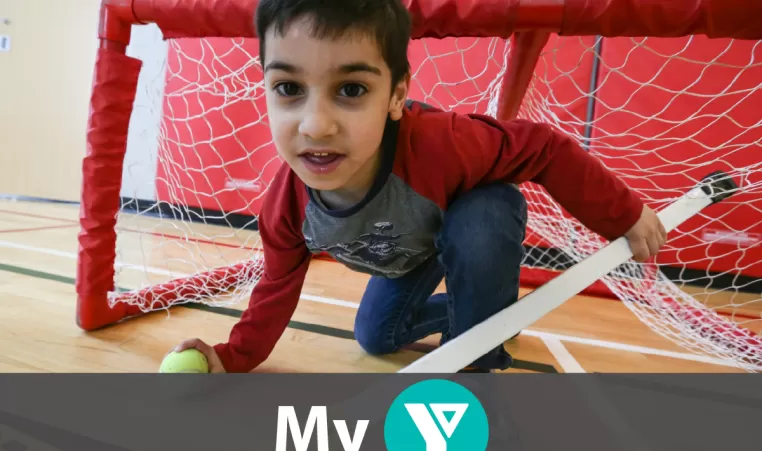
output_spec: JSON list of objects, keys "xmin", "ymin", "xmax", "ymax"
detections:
[{"xmin": 0, "ymin": 198, "xmax": 747, "ymax": 374}]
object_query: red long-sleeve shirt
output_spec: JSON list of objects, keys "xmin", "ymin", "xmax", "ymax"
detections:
[{"xmin": 213, "ymin": 101, "xmax": 643, "ymax": 372}]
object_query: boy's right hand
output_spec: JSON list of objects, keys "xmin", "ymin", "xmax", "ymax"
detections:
[
  {"xmin": 172, "ymin": 338, "xmax": 226, "ymax": 373},
  {"xmin": 623, "ymin": 204, "xmax": 667, "ymax": 263}
]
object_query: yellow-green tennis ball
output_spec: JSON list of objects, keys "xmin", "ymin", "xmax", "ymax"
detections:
[{"xmin": 159, "ymin": 349, "xmax": 209, "ymax": 373}]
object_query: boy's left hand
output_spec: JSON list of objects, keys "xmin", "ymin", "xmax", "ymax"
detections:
[{"xmin": 624, "ymin": 205, "xmax": 667, "ymax": 262}]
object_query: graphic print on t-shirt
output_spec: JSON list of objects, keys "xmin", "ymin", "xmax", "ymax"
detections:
[{"xmin": 302, "ymin": 174, "xmax": 444, "ymax": 278}]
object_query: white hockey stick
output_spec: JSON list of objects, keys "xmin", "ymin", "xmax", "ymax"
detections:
[{"xmin": 399, "ymin": 171, "xmax": 738, "ymax": 373}]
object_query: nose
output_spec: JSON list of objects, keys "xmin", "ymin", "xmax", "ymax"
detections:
[{"xmin": 298, "ymin": 95, "xmax": 338, "ymax": 140}]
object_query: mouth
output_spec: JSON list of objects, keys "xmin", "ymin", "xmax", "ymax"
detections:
[{"xmin": 298, "ymin": 149, "xmax": 346, "ymax": 174}]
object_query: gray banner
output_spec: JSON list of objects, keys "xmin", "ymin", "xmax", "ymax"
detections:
[{"xmin": 0, "ymin": 374, "xmax": 760, "ymax": 450}]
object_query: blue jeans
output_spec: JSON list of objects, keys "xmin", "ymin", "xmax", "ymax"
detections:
[{"xmin": 354, "ymin": 183, "xmax": 527, "ymax": 370}]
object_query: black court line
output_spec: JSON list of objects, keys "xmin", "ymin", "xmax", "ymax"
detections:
[
  {"xmin": 187, "ymin": 303, "xmax": 558, "ymax": 373},
  {"xmin": 0, "ymin": 262, "xmax": 558, "ymax": 373},
  {"xmin": 403, "ymin": 342, "xmax": 558, "ymax": 373},
  {"xmin": 0, "ymin": 262, "xmax": 77, "ymax": 285},
  {"xmin": 184, "ymin": 303, "xmax": 357, "ymax": 340}
]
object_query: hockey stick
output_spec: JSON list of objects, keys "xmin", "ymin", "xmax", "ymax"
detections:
[{"xmin": 399, "ymin": 171, "xmax": 738, "ymax": 374}]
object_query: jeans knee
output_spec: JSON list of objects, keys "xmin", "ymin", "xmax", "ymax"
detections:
[
  {"xmin": 354, "ymin": 316, "xmax": 397, "ymax": 355},
  {"xmin": 438, "ymin": 184, "xmax": 527, "ymax": 267}
]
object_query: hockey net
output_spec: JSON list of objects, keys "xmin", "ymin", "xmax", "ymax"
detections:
[{"xmin": 78, "ymin": 0, "xmax": 762, "ymax": 371}]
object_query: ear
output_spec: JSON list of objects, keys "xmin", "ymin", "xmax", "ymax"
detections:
[{"xmin": 388, "ymin": 72, "xmax": 410, "ymax": 121}]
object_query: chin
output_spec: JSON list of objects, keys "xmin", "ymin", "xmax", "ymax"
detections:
[{"xmin": 296, "ymin": 171, "xmax": 349, "ymax": 192}]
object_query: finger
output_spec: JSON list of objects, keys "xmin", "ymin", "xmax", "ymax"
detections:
[
  {"xmin": 647, "ymin": 234, "xmax": 661, "ymax": 258},
  {"xmin": 173, "ymin": 340, "xmax": 193, "ymax": 352},
  {"xmin": 165, "ymin": 342, "xmax": 187, "ymax": 357},
  {"xmin": 629, "ymin": 238, "xmax": 649, "ymax": 262},
  {"xmin": 209, "ymin": 360, "xmax": 226, "ymax": 374},
  {"xmin": 659, "ymin": 228, "xmax": 667, "ymax": 249},
  {"xmin": 205, "ymin": 351, "xmax": 226, "ymax": 373},
  {"xmin": 171, "ymin": 339, "xmax": 224, "ymax": 372},
  {"xmin": 174, "ymin": 338, "xmax": 204, "ymax": 352},
  {"xmin": 654, "ymin": 221, "xmax": 667, "ymax": 250}
]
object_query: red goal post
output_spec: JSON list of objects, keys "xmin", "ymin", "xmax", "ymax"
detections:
[{"xmin": 78, "ymin": 0, "xmax": 762, "ymax": 368}]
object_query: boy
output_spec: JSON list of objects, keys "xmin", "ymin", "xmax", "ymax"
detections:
[{"xmin": 171, "ymin": 0, "xmax": 667, "ymax": 373}]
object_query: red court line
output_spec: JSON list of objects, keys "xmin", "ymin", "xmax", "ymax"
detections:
[
  {"xmin": 0, "ymin": 208, "xmax": 262, "ymax": 251},
  {"xmin": 0, "ymin": 209, "xmax": 78, "ymax": 224},
  {"xmin": 0, "ymin": 224, "xmax": 79, "ymax": 234},
  {"xmin": 117, "ymin": 227, "xmax": 263, "ymax": 252}
]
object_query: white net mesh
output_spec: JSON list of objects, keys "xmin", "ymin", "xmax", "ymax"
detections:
[
  {"xmin": 117, "ymin": 28, "xmax": 273, "ymax": 311},
  {"xmin": 116, "ymin": 25, "xmax": 762, "ymax": 371},
  {"xmin": 518, "ymin": 34, "xmax": 762, "ymax": 371}
]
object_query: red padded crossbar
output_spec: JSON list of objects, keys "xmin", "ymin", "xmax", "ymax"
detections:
[{"xmin": 106, "ymin": 0, "xmax": 762, "ymax": 42}]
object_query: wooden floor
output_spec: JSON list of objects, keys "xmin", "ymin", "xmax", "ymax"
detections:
[{"xmin": 0, "ymin": 198, "xmax": 751, "ymax": 374}]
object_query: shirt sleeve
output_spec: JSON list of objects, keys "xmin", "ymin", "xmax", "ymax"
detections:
[
  {"xmin": 213, "ymin": 171, "xmax": 311, "ymax": 373},
  {"xmin": 409, "ymin": 108, "xmax": 644, "ymax": 241}
]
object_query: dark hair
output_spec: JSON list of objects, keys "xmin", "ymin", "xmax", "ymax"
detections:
[{"xmin": 255, "ymin": 0, "xmax": 412, "ymax": 87}]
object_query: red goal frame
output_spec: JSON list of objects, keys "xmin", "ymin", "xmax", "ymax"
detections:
[{"xmin": 77, "ymin": 0, "xmax": 762, "ymax": 330}]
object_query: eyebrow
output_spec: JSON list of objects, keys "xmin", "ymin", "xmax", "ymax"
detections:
[
  {"xmin": 338, "ymin": 62, "xmax": 382, "ymax": 76},
  {"xmin": 264, "ymin": 61, "xmax": 299, "ymax": 73},
  {"xmin": 264, "ymin": 60, "xmax": 382, "ymax": 76}
]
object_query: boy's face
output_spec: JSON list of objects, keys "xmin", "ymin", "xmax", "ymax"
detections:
[{"xmin": 262, "ymin": 17, "xmax": 408, "ymax": 194}]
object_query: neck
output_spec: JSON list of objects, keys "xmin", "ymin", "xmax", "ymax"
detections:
[{"xmin": 319, "ymin": 149, "xmax": 383, "ymax": 210}]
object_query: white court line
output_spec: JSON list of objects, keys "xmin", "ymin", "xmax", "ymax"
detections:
[
  {"xmin": 521, "ymin": 329, "xmax": 737, "ymax": 368},
  {"xmin": 541, "ymin": 336, "xmax": 586, "ymax": 373},
  {"xmin": 0, "ymin": 240, "xmax": 79, "ymax": 260},
  {"xmin": 0, "ymin": 240, "xmax": 177, "ymax": 277},
  {"xmin": 1, "ymin": 239, "xmax": 740, "ymax": 369},
  {"xmin": 300, "ymin": 293, "xmax": 362, "ymax": 309}
]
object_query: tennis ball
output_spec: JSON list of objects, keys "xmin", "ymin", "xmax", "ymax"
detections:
[{"xmin": 159, "ymin": 349, "xmax": 209, "ymax": 373}]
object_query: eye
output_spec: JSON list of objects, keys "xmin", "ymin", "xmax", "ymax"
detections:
[
  {"xmin": 274, "ymin": 82, "xmax": 303, "ymax": 97},
  {"xmin": 338, "ymin": 83, "xmax": 367, "ymax": 98}
]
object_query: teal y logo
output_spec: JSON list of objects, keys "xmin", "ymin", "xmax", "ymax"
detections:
[{"xmin": 384, "ymin": 379, "xmax": 489, "ymax": 451}]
